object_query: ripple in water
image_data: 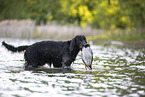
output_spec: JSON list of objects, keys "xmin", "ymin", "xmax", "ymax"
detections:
[{"xmin": 0, "ymin": 38, "xmax": 145, "ymax": 97}]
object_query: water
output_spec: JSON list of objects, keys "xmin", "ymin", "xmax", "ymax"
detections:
[{"xmin": 0, "ymin": 38, "xmax": 145, "ymax": 97}]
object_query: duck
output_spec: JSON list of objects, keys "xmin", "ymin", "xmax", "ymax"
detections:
[{"xmin": 81, "ymin": 44, "xmax": 93, "ymax": 70}]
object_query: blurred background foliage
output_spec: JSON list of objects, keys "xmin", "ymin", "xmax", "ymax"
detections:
[{"xmin": 0, "ymin": 0, "xmax": 145, "ymax": 42}]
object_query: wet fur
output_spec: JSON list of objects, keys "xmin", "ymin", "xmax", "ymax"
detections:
[{"xmin": 2, "ymin": 35, "xmax": 87, "ymax": 70}]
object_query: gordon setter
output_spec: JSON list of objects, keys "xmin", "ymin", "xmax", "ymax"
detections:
[{"xmin": 2, "ymin": 35, "xmax": 88, "ymax": 70}]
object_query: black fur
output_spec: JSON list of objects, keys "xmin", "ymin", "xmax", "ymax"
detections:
[
  {"xmin": 2, "ymin": 41, "xmax": 29, "ymax": 52},
  {"xmin": 2, "ymin": 35, "xmax": 87, "ymax": 70}
]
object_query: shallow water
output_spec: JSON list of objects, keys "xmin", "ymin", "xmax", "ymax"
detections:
[{"xmin": 0, "ymin": 38, "xmax": 145, "ymax": 97}]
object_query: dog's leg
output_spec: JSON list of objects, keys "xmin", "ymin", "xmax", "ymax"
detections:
[
  {"xmin": 61, "ymin": 62, "xmax": 72, "ymax": 73},
  {"xmin": 24, "ymin": 62, "xmax": 39, "ymax": 70},
  {"xmin": 62, "ymin": 56, "xmax": 72, "ymax": 68},
  {"xmin": 61, "ymin": 60, "xmax": 70, "ymax": 69},
  {"xmin": 62, "ymin": 62, "xmax": 66, "ymax": 69}
]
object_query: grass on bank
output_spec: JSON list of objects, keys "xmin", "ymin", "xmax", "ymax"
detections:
[{"xmin": 87, "ymin": 32, "xmax": 145, "ymax": 45}]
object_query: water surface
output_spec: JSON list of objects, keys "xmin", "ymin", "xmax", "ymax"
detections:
[{"xmin": 0, "ymin": 38, "xmax": 145, "ymax": 97}]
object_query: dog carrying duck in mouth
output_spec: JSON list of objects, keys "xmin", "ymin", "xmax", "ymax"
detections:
[{"xmin": 2, "ymin": 35, "xmax": 93, "ymax": 70}]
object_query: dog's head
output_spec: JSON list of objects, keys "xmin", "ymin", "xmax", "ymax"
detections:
[
  {"xmin": 70, "ymin": 35, "xmax": 88, "ymax": 54},
  {"xmin": 75, "ymin": 35, "xmax": 87, "ymax": 49}
]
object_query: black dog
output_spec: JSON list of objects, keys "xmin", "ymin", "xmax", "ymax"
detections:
[{"xmin": 2, "ymin": 35, "xmax": 87, "ymax": 70}]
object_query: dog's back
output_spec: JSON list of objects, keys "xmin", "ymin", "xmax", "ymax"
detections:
[{"xmin": 2, "ymin": 35, "xmax": 87, "ymax": 70}]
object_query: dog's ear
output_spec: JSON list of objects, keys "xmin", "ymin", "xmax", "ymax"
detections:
[{"xmin": 69, "ymin": 38, "xmax": 76, "ymax": 54}]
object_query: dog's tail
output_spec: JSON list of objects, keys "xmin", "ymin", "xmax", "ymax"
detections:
[{"xmin": 2, "ymin": 41, "xmax": 29, "ymax": 52}]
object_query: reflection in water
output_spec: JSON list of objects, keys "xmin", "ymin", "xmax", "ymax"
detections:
[
  {"xmin": 33, "ymin": 68, "xmax": 74, "ymax": 74},
  {"xmin": 0, "ymin": 39, "xmax": 145, "ymax": 97}
]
